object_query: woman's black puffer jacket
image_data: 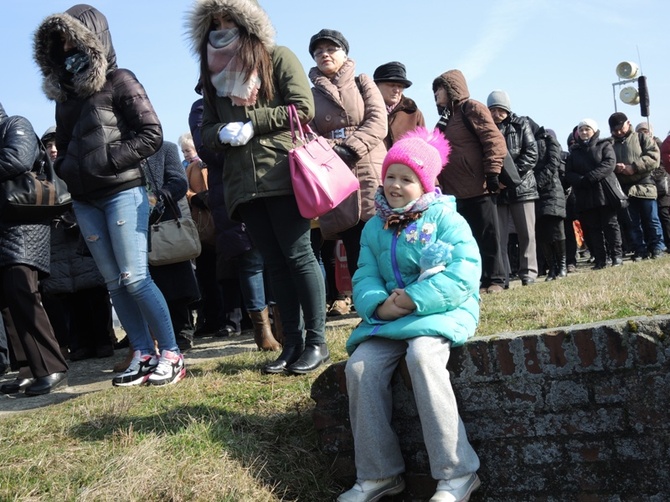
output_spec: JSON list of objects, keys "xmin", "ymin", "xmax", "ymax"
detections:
[{"xmin": 33, "ymin": 4, "xmax": 162, "ymax": 201}]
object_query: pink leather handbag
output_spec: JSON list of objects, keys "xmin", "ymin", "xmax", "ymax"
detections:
[{"xmin": 287, "ymin": 104, "xmax": 359, "ymax": 219}]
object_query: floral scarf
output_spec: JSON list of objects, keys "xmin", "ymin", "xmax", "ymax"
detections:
[
  {"xmin": 207, "ymin": 28, "xmax": 260, "ymax": 106},
  {"xmin": 374, "ymin": 186, "xmax": 439, "ymax": 230}
]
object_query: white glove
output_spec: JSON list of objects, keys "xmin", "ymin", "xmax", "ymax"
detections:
[
  {"xmin": 218, "ymin": 122, "xmax": 244, "ymax": 144},
  {"xmin": 230, "ymin": 121, "xmax": 254, "ymax": 147}
]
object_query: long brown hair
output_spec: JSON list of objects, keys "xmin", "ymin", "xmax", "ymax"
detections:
[{"xmin": 199, "ymin": 24, "xmax": 274, "ymax": 107}]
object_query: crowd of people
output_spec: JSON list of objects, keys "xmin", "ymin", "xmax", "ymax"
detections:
[{"xmin": 1, "ymin": 1, "xmax": 669, "ymax": 501}]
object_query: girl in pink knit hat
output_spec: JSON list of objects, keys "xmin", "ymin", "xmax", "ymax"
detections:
[{"xmin": 338, "ymin": 127, "xmax": 482, "ymax": 502}]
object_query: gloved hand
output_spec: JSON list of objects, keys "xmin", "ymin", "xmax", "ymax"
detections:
[
  {"xmin": 580, "ymin": 175, "xmax": 591, "ymax": 187},
  {"xmin": 218, "ymin": 122, "xmax": 244, "ymax": 144},
  {"xmin": 230, "ymin": 121, "xmax": 254, "ymax": 146},
  {"xmin": 486, "ymin": 174, "xmax": 500, "ymax": 193},
  {"xmin": 333, "ymin": 144, "xmax": 358, "ymax": 167}
]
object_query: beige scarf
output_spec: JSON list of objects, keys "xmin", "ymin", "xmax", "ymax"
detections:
[{"xmin": 207, "ymin": 29, "xmax": 260, "ymax": 106}]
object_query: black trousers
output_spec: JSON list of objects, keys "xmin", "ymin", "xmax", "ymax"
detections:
[
  {"xmin": 456, "ymin": 195, "xmax": 506, "ymax": 288},
  {"xmin": 1, "ymin": 265, "xmax": 68, "ymax": 378}
]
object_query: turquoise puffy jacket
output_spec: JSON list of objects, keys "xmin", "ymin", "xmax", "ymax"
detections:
[{"xmin": 347, "ymin": 195, "xmax": 482, "ymax": 355}]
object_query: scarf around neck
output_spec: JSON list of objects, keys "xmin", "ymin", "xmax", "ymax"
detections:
[
  {"xmin": 207, "ymin": 28, "xmax": 260, "ymax": 106},
  {"xmin": 374, "ymin": 186, "xmax": 439, "ymax": 230}
]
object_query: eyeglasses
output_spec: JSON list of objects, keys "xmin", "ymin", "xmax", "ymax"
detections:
[{"xmin": 313, "ymin": 46, "xmax": 341, "ymax": 58}]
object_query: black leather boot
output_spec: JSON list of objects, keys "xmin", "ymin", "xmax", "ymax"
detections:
[
  {"xmin": 261, "ymin": 345, "xmax": 304, "ymax": 374},
  {"xmin": 541, "ymin": 242, "xmax": 556, "ymax": 281},
  {"xmin": 554, "ymin": 239, "xmax": 567, "ymax": 278},
  {"xmin": 287, "ymin": 344, "xmax": 330, "ymax": 375}
]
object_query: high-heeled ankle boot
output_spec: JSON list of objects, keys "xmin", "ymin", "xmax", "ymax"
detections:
[{"xmin": 249, "ymin": 307, "xmax": 281, "ymax": 351}]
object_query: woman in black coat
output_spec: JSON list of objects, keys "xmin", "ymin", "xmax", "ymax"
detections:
[
  {"xmin": 0, "ymin": 103, "xmax": 68, "ymax": 396},
  {"xmin": 565, "ymin": 119, "xmax": 623, "ymax": 269},
  {"xmin": 529, "ymin": 119, "xmax": 567, "ymax": 280}
]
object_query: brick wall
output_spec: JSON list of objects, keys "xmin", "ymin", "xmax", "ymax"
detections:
[{"xmin": 311, "ymin": 316, "xmax": 670, "ymax": 501}]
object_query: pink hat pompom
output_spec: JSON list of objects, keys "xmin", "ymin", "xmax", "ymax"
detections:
[{"xmin": 382, "ymin": 127, "xmax": 450, "ymax": 192}]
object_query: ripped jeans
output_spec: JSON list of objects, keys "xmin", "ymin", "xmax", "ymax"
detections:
[{"xmin": 73, "ymin": 186, "xmax": 177, "ymax": 355}]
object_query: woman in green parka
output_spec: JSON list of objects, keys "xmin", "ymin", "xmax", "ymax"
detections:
[{"xmin": 188, "ymin": 0, "xmax": 328, "ymax": 375}]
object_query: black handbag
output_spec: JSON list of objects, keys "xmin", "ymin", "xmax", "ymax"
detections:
[
  {"xmin": 601, "ymin": 174, "xmax": 629, "ymax": 210},
  {"xmin": 0, "ymin": 136, "xmax": 72, "ymax": 223}
]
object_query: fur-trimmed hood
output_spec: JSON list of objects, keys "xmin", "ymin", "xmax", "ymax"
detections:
[
  {"xmin": 33, "ymin": 4, "xmax": 116, "ymax": 102},
  {"xmin": 187, "ymin": 0, "xmax": 275, "ymax": 55},
  {"xmin": 0, "ymin": 103, "xmax": 6, "ymax": 123}
]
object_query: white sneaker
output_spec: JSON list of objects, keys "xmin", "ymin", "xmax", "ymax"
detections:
[
  {"xmin": 112, "ymin": 350, "xmax": 158, "ymax": 387},
  {"xmin": 337, "ymin": 475, "xmax": 405, "ymax": 502},
  {"xmin": 147, "ymin": 350, "xmax": 185, "ymax": 386},
  {"xmin": 429, "ymin": 473, "xmax": 481, "ymax": 502}
]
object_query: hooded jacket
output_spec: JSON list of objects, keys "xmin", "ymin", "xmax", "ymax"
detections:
[
  {"xmin": 432, "ymin": 70, "xmax": 506, "ymax": 199},
  {"xmin": 0, "ymin": 104, "xmax": 51, "ymax": 275},
  {"xmin": 33, "ymin": 4, "xmax": 162, "ymax": 201},
  {"xmin": 188, "ymin": 0, "xmax": 315, "ymax": 220}
]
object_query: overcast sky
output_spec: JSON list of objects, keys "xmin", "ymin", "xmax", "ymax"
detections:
[{"xmin": 3, "ymin": 0, "xmax": 669, "ymax": 157}]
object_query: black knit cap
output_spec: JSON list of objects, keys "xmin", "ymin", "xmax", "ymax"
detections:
[
  {"xmin": 608, "ymin": 112, "xmax": 628, "ymax": 130},
  {"xmin": 373, "ymin": 61, "xmax": 412, "ymax": 88},
  {"xmin": 309, "ymin": 29, "xmax": 349, "ymax": 56}
]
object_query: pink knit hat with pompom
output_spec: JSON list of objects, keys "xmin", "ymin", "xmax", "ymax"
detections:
[{"xmin": 382, "ymin": 127, "xmax": 451, "ymax": 193}]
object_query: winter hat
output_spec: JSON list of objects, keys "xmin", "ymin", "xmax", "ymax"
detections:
[
  {"xmin": 577, "ymin": 119, "xmax": 598, "ymax": 132},
  {"xmin": 382, "ymin": 127, "xmax": 451, "ymax": 193},
  {"xmin": 373, "ymin": 61, "xmax": 412, "ymax": 88},
  {"xmin": 41, "ymin": 125, "xmax": 57, "ymax": 144},
  {"xmin": 487, "ymin": 90, "xmax": 511, "ymax": 112},
  {"xmin": 608, "ymin": 112, "xmax": 628, "ymax": 130},
  {"xmin": 308, "ymin": 29, "xmax": 349, "ymax": 56},
  {"xmin": 635, "ymin": 121, "xmax": 653, "ymax": 134}
]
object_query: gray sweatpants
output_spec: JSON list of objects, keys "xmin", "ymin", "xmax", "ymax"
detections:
[{"xmin": 345, "ymin": 336, "xmax": 480, "ymax": 481}]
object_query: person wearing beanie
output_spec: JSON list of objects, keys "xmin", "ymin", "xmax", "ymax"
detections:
[
  {"xmin": 339, "ymin": 127, "xmax": 481, "ymax": 502},
  {"xmin": 432, "ymin": 69, "xmax": 507, "ymax": 294},
  {"xmin": 565, "ymin": 118, "xmax": 624, "ymax": 269},
  {"xmin": 608, "ymin": 111, "xmax": 665, "ymax": 259},
  {"xmin": 189, "ymin": 0, "xmax": 329, "ymax": 375},
  {"xmin": 307, "ymin": 28, "xmax": 387, "ymax": 318},
  {"xmin": 487, "ymin": 90, "xmax": 540, "ymax": 287},
  {"xmin": 373, "ymin": 61, "xmax": 425, "ymax": 149}
]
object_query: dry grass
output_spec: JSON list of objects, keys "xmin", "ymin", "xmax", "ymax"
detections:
[{"xmin": 0, "ymin": 257, "xmax": 668, "ymax": 501}]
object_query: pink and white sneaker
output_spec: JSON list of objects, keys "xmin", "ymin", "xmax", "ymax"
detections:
[{"xmin": 146, "ymin": 350, "xmax": 185, "ymax": 386}]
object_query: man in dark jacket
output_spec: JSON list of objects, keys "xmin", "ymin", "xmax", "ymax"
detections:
[
  {"xmin": 487, "ymin": 90, "xmax": 539, "ymax": 286},
  {"xmin": 373, "ymin": 61, "xmax": 425, "ymax": 149},
  {"xmin": 433, "ymin": 69, "xmax": 507, "ymax": 293},
  {"xmin": 0, "ymin": 102, "xmax": 68, "ymax": 395}
]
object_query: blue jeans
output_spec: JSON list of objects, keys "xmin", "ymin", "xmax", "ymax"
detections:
[
  {"xmin": 236, "ymin": 247, "xmax": 267, "ymax": 312},
  {"xmin": 238, "ymin": 196, "xmax": 326, "ymax": 347},
  {"xmin": 73, "ymin": 187, "xmax": 177, "ymax": 355},
  {"xmin": 627, "ymin": 197, "xmax": 665, "ymax": 256}
]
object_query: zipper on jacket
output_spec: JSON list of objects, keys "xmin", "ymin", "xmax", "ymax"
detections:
[{"xmin": 391, "ymin": 228, "xmax": 406, "ymax": 288}]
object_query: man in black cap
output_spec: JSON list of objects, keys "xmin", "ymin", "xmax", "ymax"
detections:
[
  {"xmin": 608, "ymin": 111, "xmax": 665, "ymax": 259},
  {"xmin": 373, "ymin": 61, "xmax": 425, "ymax": 149}
]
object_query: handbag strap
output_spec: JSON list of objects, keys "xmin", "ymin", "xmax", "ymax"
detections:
[{"xmin": 288, "ymin": 104, "xmax": 308, "ymax": 145}]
